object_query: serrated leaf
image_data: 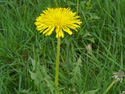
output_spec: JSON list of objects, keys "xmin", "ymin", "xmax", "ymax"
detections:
[
  {"xmin": 21, "ymin": 89, "xmax": 37, "ymax": 94},
  {"xmin": 67, "ymin": 1, "xmax": 76, "ymax": 6},
  {"xmin": 83, "ymin": 89, "xmax": 99, "ymax": 94},
  {"xmin": 83, "ymin": 32, "xmax": 92, "ymax": 38},
  {"xmin": 29, "ymin": 70, "xmax": 37, "ymax": 80},
  {"xmin": 77, "ymin": 57, "xmax": 82, "ymax": 64},
  {"xmin": 63, "ymin": 0, "xmax": 66, "ymax": 3},
  {"xmin": 90, "ymin": 15, "xmax": 100, "ymax": 20},
  {"xmin": 21, "ymin": 89, "xmax": 30, "ymax": 93},
  {"xmin": 29, "ymin": 57, "xmax": 36, "ymax": 71},
  {"xmin": 57, "ymin": 92, "xmax": 63, "ymax": 94},
  {"xmin": 0, "ymin": 1, "xmax": 9, "ymax": 3},
  {"xmin": 44, "ymin": 79, "xmax": 55, "ymax": 93},
  {"xmin": 86, "ymin": 38, "xmax": 95, "ymax": 43}
]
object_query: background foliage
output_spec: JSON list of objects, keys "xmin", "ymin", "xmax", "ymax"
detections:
[{"xmin": 0, "ymin": 0, "xmax": 125, "ymax": 94}]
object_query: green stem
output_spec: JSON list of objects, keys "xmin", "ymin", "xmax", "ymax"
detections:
[
  {"xmin": 103, "ymin": 80, "xmax": 116, "ymax": 94},
  {"xmin": 55, "ymin": 37, "xmax": 60, "ymax": 87},
  {"xmin": 54, "ymin": 0, "xmax": 58, "ymax": 7},
  {"xmin": 77, "ymin": 0, "xmax": 79, "ymax": 14}
]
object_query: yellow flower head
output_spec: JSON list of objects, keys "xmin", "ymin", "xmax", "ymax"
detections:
[{"xmin": 35, "ymin": 8, "xmax": 82, "ymax": 38}]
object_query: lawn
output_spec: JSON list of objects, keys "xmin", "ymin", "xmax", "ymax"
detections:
[{"xmin": 0, "ymin": 0, "xmax": 125, "ymax": 94}]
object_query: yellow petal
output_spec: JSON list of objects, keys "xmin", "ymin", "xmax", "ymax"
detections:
[
  {"xmin": 43, "ymin": 27, "xmax": 51, "ymax": 34},
  {"xmin": 56, "ymin": 26, "xmax": 59, "ymax": 38},
  {"xmin": 60, "ymin": 29, "xmax": 64, "ymax": 38},
  {"xmin": 62, "ymin": 27, "xmax": 73, "ymax": 35},
  {"xmin": 67, "ymin": 25, "xmax": 78, "ymax": 31},
  {"xmin": 58, "ymin": 28, "xmax": 64, "ymax": 38},
  {"xmin": 34, "ymin": 22, "xmax": 41, "ymax": 25},
  {"xmin": 34, "ymin": 8, "xmax": 82, "ymax": 38},
  {"xmin": 45, "ymin": 27, "xmax": 55, "ymax": 36},
  {"xmin": 36, "ymin": 25, "xmax": 48, "ymax": 31}
]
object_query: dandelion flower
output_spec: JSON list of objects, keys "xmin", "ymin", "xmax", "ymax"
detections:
[
  {"xmin": 122, "ymin": 91, "xmax": 125, "ymax": 94},
  {"xmin": 112, "ymin": 70, "xmax": 125, "ymax": 83},
  {"xmin": 34, "ymin": 8, "xmax": 82, "ymax": 38}
]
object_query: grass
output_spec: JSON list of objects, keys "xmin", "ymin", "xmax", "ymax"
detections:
[{"xmin": 0, "ymin": 0, "xmax": 125, "ymax": 94}]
